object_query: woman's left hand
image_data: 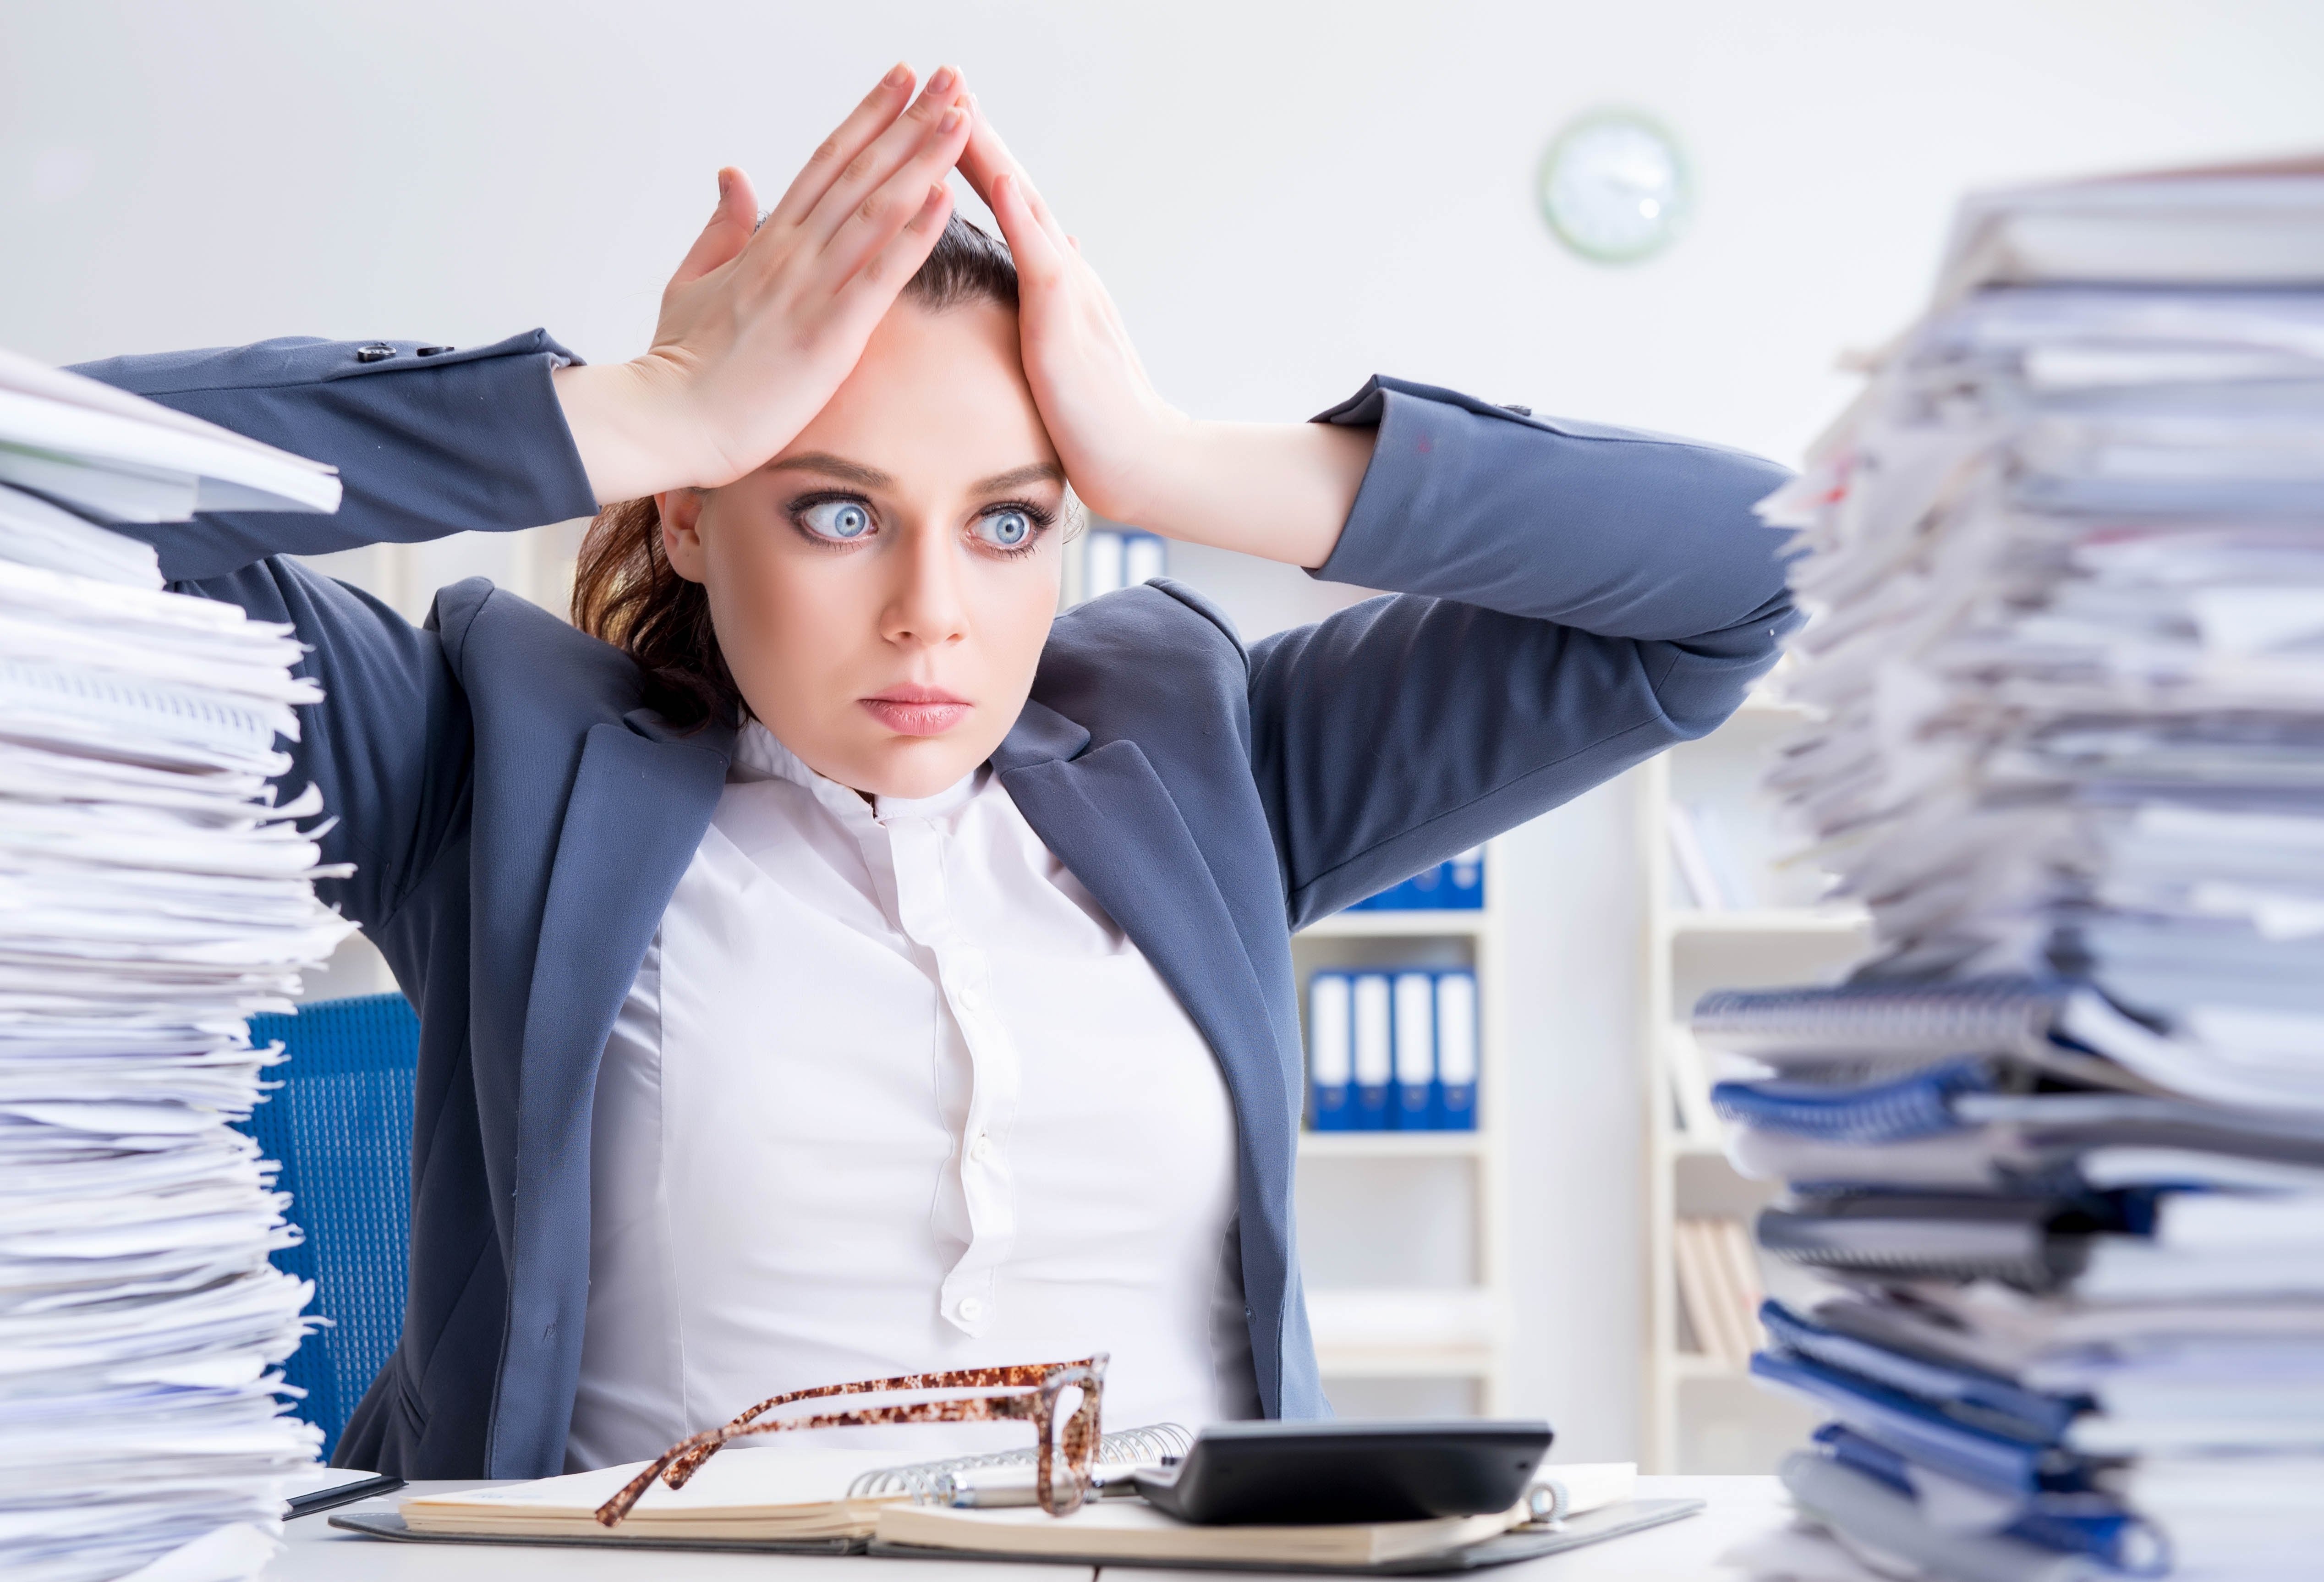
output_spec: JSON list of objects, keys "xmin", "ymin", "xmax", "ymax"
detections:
[
  {"xmin": 961, "ymin": 103, "xmax": 1373, "ymax": 570},
  {"xmin": 957, "ymin": 104, "xmax": 1183, "ymax": 527}
]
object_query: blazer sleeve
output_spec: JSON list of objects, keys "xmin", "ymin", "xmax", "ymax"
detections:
[
  {"xmin": 1247, "ymin": 376, "xmax": 1801, "ymax": 927},
  {"xmin": 66, "ymin": 331, "xmax": 602, "ymax": 933}
]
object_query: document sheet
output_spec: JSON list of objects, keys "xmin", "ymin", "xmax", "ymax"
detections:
[
  {"xmin": 0, "ymin": 354, "xmax": 351, "ymax": 1582},
  {"xmin": 1701, "ymin": 160, "xmax": 2324, "ymax": 1582}
]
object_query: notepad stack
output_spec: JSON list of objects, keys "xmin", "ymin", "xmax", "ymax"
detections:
[
  {"xmin": 0, "ymin": 350, "xmax": 350, "ymax": 1582},
  {"xmin": 1696, "ymin": 164, "xmax": 2324, "ymax": 1582}
]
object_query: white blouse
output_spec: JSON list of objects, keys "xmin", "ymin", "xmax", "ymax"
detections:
[{"xmin": 564, "ymin": 721, "xmax": 1259, "ymax": 1472}]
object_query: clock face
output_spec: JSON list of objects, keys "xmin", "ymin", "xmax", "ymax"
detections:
[{"xmin": 1538, "ymin": 111, "xmax": 1692, "ymax": 264}]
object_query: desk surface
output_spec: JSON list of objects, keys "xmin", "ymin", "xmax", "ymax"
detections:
[{"xmin": 269, "ymin": 1477, "xmax": 1791, "ymax": 1581}]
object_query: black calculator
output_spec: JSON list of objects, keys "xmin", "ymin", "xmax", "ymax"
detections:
[{"xmin": 1130, "ymin": 1419, "xmax": 1554, "ymax": 1526}]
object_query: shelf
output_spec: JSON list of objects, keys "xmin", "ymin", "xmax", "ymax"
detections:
[
  {"xmin": 1307, "ymin": 1287, "xmax": 1495, "ymax": 1362},
  {"xmin": 1315, "ymin": 1347, "xmax": 1498, "ymax": 1379},
  {"xmin": 1665, "ymin": 906, "xmax": 1869, "ymax": 936},
  {"xmin": 1673, "ymin": 1353, "xmax": 1751, "ymax": 1382},
  {"xmin": 1659, "ymin": 1129, "xmax": 1730, "ymax": 1160},
  {"xmin": 1300, "ymin": 1131, "xmax": 1486, "ymax": 1160},
  {"xmin": 1298, "ymin": 909, "xmax": 1493, "ymax": 939}
]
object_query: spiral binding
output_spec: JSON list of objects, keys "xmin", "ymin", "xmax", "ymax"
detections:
[
  {"xmin": 1690, "ymin": 977, "xmax": 2067, "ymax": 1056},
  {"xmin": 844, "ymin": 1421, "xmax": 1194, "ymax": 1502}
]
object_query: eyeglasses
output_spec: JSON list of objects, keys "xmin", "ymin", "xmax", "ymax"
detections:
[{"xmin": 593, "ymin": 1353, "xmax": 1109, "ymax": 1528}]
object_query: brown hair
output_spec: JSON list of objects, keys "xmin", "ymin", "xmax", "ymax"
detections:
[{"xmin": 570, "ymin": 213, "xmax": 1020, "ymax": 730}]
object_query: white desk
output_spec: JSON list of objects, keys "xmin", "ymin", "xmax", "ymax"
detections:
[{"xmin": 269, "ymin": 1477, "xmax": 1790, "ymax": 1580}]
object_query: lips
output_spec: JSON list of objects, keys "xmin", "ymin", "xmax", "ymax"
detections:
[{"xmin": 860, "ymin": 685, "xmax": 971, "ymax": 737}]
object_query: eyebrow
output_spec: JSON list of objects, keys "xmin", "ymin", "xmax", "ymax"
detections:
[
  {"xmin": 763, "ymin": 453, "xmax": 1064, "ymax": 496},
  {"xmin": 969, "ymin": 462, "xmax": 1066, "ymax": 494},
  {"xmin": 765, "ymin": 452, "xmax": 894, "ymax": 489}
]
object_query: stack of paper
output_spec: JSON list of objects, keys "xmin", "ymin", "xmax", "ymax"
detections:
[
  {"xmin": 0, "ymin": 352, "xmax": 351, "ymax": 1581},
  {"xmin": 1696, "ymin": 161, "xmax": 2324, "ymax": 1581}
]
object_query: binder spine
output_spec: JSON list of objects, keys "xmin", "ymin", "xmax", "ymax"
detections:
[
  {"xmin": 1346, "ymin": 852, "xmax": 1488, "ymax": 912},
  {"xmin": 1392, "ymin": 971, "xmax": 1436, "ymax": 1129},
  {"xmin": 1435, "ymin": 969, "xmax": 1479, "ymax": 1131},
  {"xmin": 1306, "ymin": 972, "xmax": 1354, "ymax": 1132},
  {"xmin": 1351, "ymin": 973, "xmax": 1393, "ymax": 1131}
]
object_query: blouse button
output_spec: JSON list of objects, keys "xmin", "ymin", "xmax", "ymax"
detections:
[
  {"xmin": 957, "ymin": 1296, "xmax": 987, "ymax": 1323},
  {"xmin": 958, "ymin": 983, "xmax": 986, "ymax": 1011},
  {"xmin": 970, "ymin": 1135, "xmax": 994, "ymax": 1165}
]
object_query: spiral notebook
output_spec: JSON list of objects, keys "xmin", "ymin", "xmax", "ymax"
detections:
[
  {"xmin": 1690, "ymin": 976, "xmax": 2152, "ymax": 1092},
  {"xmin": 394, "ymin": 1425, "xmax": 1193, "ymax": 1543},
  {"xmin": 348, "ymin": 1438, "xmax": 1696, "ymax": 1572}
]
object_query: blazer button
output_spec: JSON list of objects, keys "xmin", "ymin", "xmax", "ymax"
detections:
[
  {"xmin": 417, "ymin": 344, "xmax": 454, "ymax": 357},
  {"xmin": 355, "ymin": 343, "xmax": 397, "ymax": 363}
]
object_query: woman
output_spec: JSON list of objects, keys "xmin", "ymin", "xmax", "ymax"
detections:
[{"xmin": 74, "ymin": 65, "xmax": 1796, "ymax": 1478}]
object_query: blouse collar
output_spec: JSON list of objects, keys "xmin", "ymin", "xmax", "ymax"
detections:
[{"xmin": 731, "ymin": 719, "xmax": 985, "ymax": 825}]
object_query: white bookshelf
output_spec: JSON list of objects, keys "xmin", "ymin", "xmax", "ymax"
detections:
[
  {"xmin": 1062, "ymin": 530, "xmax": 1513, "ymax": 1416},
  {"xmin": 1636, "ymin": 693, "xmax": 1871, "ymax": 1471},
  {"xmin": 1289, "ymin": 866, "xmax": 1511, "ymax": 1417}
]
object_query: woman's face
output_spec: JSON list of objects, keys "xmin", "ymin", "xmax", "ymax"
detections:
[{"xmin": 659, "ymin": 297, "xmax": 1065, "ymax": 799}]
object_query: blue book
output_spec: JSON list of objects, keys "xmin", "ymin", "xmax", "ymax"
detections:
[
  {"xmin": 1346, "ymin": 853, "xmax": 1487, "ymax": 912},
  {"xmin": 1750, "ymin": 1348, "xmax": 2075, "ymax": 1495},
  {"xmin": 1347, "ymin": 866, "xmax": 1438, "ymax": 911},
  {"xmin": 1351, "ymin": 973, "xmax": 1393, "ymax": 1130},
  {"xmin": 1434, "ymin": 970, "xmax": 1479, "ymax": 1130},
  {"xmin": 1306, "ymin": 972, "xmax": 1354, "ymax": 1131},
  {"xmin": 1392, "ymin": 972, "xmax": 1436, "ymax": 1129},
  {"xmin": 1813, "ymin": 1428, "xmax": 2164, "ymax": 1574},
  {"xmin": 1444, "ymin": 847, "xmax": 1485, "ymax": 909},
  {"xmin": 1760, "ymin": 1301, "xmax": 2084, "ymax": 1440},
  {"xmin": 1710, "ymin": 1057, "xmax": 1993, "ymax": 1143}
]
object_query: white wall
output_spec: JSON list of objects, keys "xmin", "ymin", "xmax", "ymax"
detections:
[{"xmin": 6, "ymin": 0, "xmax": 2319, "ymax": 1461}]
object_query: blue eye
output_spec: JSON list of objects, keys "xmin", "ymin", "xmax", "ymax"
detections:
[
  {"xmin": 799, "ymin": 499, "xmax": 874, "ymax": 542},
  {"xmin": 977, "ymin": 509, "xmax": 1036, "ymax": 550}
]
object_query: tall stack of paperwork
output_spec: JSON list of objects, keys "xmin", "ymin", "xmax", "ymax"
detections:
[
  {"xmin": 0, "ymin": 349, "xmax": 350, "ymax": 1581},
  {"xmin": 1696, "ymin": 163, "xmax": 2324, "ymax": 1581}
]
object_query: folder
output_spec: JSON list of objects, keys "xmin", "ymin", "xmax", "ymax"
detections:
[
  {"xmin": 1392, "ymin": 972, "xmax": 1437, "ymax": 1129},
  {"xmin": 1345, "ymin": 851, "xmax": 1487, "ymax": 913},
  {"xmin": 1435, "ymin": 970, "xmax": 1479, "ymax": 1130},
  {"xmin": 1085, "ymin": 529, "xmax": 1126, "ymax": 599},
  {"xmin": 1123, "ymin": 531, "xmax": 1167, "ymax": 587},
  {"xmin": 1445, "ymin": 848, "xmax": 1485, "ymax": 909},
  {"xmin": 1307, "ymin": 972, "xmax": 1354, "ymax": 1131},
  {"xmin": 1351, "ymin": 973, "xmax": 1393, "ymax": 1130}
]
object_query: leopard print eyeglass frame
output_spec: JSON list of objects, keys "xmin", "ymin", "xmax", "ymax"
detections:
[{"xmin": 592, "ymin": 1354, "xmax": 1109, "ymax": 1527}]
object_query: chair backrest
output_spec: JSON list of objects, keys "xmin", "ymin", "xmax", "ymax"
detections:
[{"xmin": 237, "ymin": 992, "xmax": 419, "ymax": 1462}]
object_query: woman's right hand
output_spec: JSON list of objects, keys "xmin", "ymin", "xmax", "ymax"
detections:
[{"xmin": 553, "ymin": 64, "xmax": 973, "ymax": 505}]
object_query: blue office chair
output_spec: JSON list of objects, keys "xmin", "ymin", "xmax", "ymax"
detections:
[{"xmin": 237, "ymin": 992, "xmax": 418, "ymax": 1462}]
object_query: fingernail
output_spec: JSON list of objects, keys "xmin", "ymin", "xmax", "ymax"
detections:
[
  {"xmin": 938, "ymin": 105, "xmax": 965, "ymax": 133},
  {"xmin": 927, "ymin": 65, "xmax": 957, "ymax": 93},
  {"xmin": 926, "ymin": 183, "xmax": 948, "ymax": 208},
  {"xmin": 884, "ymin": 62, "xmax": 910, "ymax": 88},
  {"xmin": 716, "ymin": 169, "xmax": 731, "ymax": 202}
]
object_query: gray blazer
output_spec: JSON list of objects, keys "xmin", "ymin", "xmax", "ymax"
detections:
[{"xmin": 74, "ymin": 331, "xmax": 1797, "ymax": 1478}]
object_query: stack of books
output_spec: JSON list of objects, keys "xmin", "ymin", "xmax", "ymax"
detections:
[
  {"xmin": 1698, "ymin": 162, "xmax": 2324, "ymax": 1581},
  {"xmin": 1305, "ymin": 969, "xmax": 1479, "ymax": 1132},
  {"xmin": 0, "ymin": 349, "xmax": 350, "ymax": 1581}
]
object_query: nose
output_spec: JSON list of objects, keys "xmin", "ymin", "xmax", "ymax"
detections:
[{"xmin": 879, "ymin": 518, "xmax": 970, "ymax": 651}]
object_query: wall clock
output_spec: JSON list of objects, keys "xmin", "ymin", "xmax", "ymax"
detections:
[{"xmin": 1538, "ymin": 110, "xmax": 1693, "ymax": 265}]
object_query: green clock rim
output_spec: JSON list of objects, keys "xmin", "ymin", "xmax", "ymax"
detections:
[{"xmin": 1537, "ymin": 107, "xmax": 1694, "ymax": 265}]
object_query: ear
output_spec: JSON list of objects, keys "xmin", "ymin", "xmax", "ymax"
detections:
[{"xmin": 658, "ymin": 489, "xmax": 708, "ymax": 582}]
